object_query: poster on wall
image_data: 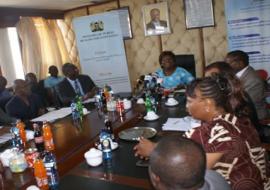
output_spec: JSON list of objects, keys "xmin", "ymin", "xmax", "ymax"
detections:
[
  {"xmin": 142, "ymin": 2, "xmax": 171, "ymax": 36},
  {"xmin": 184, "ymin": 0, "xmax": 214, "ymax": 29},
  {"xmin": 110, "ymin": 7, "xmax": 133, "ymax": 40},
  {"xmin": 72, "ymin": 12, "xmax": 131, "ymax": 93},
  {"xmin": 225, "ymin": 0, "xmax": 270, "ymax": 73}
]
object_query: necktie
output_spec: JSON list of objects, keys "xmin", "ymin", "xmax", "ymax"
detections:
[{"xmin": 74, "ymin": 80, "xmax": 82, "ymax": 96}]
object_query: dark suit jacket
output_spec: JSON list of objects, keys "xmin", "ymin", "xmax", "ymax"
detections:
[
  {"xmin": 146, "ymin": 20, "xmax": 167, "ymax": 30},
  {"xmin": 55, "ymin": 75, "xmax": 96, "ymax": 106},
  {"xmin": 240, "ymin": 66, "xmax": 269, "ymax": 119},
  {"xmin": 5, "ymin": 94, "xmax": 43, "ymax": 120}
]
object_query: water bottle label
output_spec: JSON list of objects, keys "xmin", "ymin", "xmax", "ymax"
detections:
[{"xmin": 45, "ymin": 162, "xmax": 54, "ymax": 168}]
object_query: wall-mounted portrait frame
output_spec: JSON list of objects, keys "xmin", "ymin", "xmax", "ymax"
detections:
[
  {"xmin": 184, "ymin": 0, "xmax": 215, "ymax": 29},
  {"xmin": 142, "ymin": 2, "xmax": 171, "ymax": 36}
]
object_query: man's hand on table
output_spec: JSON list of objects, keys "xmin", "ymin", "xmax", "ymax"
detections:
[{"xmin": 133, "ymin": 137, "xmax": 157, "ymax": 159}]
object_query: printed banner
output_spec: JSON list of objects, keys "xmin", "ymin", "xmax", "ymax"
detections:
[
  {"xmin": 225, "ymin": 0, "xmax": 270, "ymax": 73},
  {"xmin": 73, "ymin": 12, "xmax": 131, "ymax": 93}
]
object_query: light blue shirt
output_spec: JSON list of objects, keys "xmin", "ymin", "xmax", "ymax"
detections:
[
  {"xmin": 67, "ymin": 78, "xmax": 85, "ymax": 96},
  {"xmin": 44, "ymin": 76, "xmax": 64, "ymax": 88},
  {"xmin": 156, "ymin": 67, "xmax": 194, "ymax": 89}
]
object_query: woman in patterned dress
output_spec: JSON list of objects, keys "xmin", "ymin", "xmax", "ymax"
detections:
[{"xmin": 134, "ymin": 75, "xmax": 269, "ymax": 190}]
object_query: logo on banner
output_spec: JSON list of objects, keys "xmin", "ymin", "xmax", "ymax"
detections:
[{"xmin": 90, "ymin": 21, "xmax": 104, "ymax": 32}]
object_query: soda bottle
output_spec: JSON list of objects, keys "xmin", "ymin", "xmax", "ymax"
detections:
[
  {"xmin": 76, "ymin": 96, "xmax": 83, "ymax": 121},
  {"xmin": 16, "ymin": 120, "xmax": 26, "ymax": 147},
  {"xmin": 42, "ymin": 121, "xmax": 55, "ymax": 151},
  {"xmin": 34, "ymin": 159, "xmax": 49, "ymax": 190},
  {"xmin": 33, "ymin": 123, "xmax": 45, "ymax": 152},
  {"xmin": 145, "ymin": 96, "xmax": 153, "ymax": 112},
  {"xmin": 43, "ymin": 151, "xmax": 59, "ymax": 190},
  {"xmin": 104, "ymin": 115, "xmax": 114, "ymax": 141}
]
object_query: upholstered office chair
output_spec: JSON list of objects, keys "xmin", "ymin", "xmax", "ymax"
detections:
[{"xmin": 175, "ymin": 54, "xmax": 196, "ymax": 77}]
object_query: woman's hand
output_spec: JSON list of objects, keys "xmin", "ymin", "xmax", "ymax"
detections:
[{"xmin": 133, "ymin": 138, "xmax": 157, "ymax": 159}]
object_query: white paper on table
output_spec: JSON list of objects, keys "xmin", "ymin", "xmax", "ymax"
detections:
[
  {"xmin": 162, "ymin": 116, "xmax": 201, "ymax": 132},
  {"xmin": 0, "ymin": 133, "xmax": 13, "ymax": 144},
  {"xmin": 83, "ymin": 98, "xmax": 96, "ymax": 104},
  {"xmin": 31, "ymin": 107, "xmax": 90, "ymax": 122},
  {"xmin": 31, "ymin": 107, "xmax": 72, "ymax": 122}
]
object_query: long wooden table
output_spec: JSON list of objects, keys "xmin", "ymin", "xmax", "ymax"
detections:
[{"xmin": 0, "ymin": 96, "xmax": 187, "ymax": 190}]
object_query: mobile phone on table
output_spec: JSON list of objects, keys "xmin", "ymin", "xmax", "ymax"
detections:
[{"xmin": 136, "ymin": 159, "xmax": 149, "ymax": 167}]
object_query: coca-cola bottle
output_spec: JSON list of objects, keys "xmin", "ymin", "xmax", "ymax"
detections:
[{"xmin": 34, "ymin": 123, "xmax": 45, "ymax": 152}]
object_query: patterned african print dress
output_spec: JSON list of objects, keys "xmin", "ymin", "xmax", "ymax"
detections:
[{"xmin": 185, "ymin": 113, "xmax": 270, "ymax": 190}]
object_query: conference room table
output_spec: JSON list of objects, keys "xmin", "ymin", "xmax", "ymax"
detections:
[{"xmin": 0, "ymin": 94, "xmax": 188, "ymax": 190}]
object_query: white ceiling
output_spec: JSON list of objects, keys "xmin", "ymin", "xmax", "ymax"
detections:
[{"xmin": 0, "ymin": 0, "xmax": 109, "ymax": 10}]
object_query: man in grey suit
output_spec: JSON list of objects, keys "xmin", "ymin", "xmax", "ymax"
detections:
[
  {"xmin": 225, "ymin": 50, "xmax": 269, "ymax": 120},
  {"xmin": 146, "ymin": 8, "xmax": 167, "ymax": 30}
]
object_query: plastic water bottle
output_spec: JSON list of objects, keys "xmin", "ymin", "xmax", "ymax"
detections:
[
  {"xmin": 10, "ymin": 127, "xmax": 24, "ymax": 151},
  {"xmin": 43, "ymin": 151, "xmax": 59, "ymax": 190},
  {"xmin": 100, "ymin": 130, "xmax": 112, "ymax": 162}
]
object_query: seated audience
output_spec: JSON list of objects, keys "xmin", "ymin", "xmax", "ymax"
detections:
[
  {"xmin": 0, "ymin": 107, "xmax": 15, "ymax": 125},
  {"xmin": 5, "ymin": 79, "xmax": 45, "ymax": 120},
  {"xmin": 156, "ymin": 51, "xmax": 194, "ymax": 89},
  {"xmin": 55, "ymin": 63, "xmax": 97, "ymax": 106},
  {"xmin": 25, "ymin": 72, "xmax": 48, "ymax": 106},
  {"xmin": 149, "ymin": 135, "xmax": 231, "ymax": 190},
  {"xmin": 225, "ymin": 50, "xmax": 269, "ymax": 119},
  {"xmin": 0, "ymin": 76, "xmax": 12, "ymax": 110},
  {"xmin": 134, "ymin": 75, "xmax": 269, "ymax": 190},
  {"xmin": 205, "ymin": 61, "xmax": 270, "ymax": 142},
  {"xmin": 44, "ymin": 65, "xmax": 64, "ymax": 88}
]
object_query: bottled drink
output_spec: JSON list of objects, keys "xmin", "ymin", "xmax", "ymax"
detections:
[
  {"xmin": 76, "ymin": 96, "xmax": 83, "ymax": 120},
  {"xmin": 104, "ymin": 115, "xmax": 114, "ymax": 141},
  {"xmin": 42, "ymin": 122, "xmax": 55, "ymax": 151},
  {"xmin": 145, "ymin": 96, "xmax": 153, "ymax": 112},
  {"xmin": 71, "ymin": 101, "xmax": 79, "ymax": 122},
  {"xmin": 33, "ymin": 123, "xmax": 45, "ymax": 152},
  {"xmin": 43, "ymin": 151, "xmax": 59, "ymax": 190},
  {"xmin": 10, "ymin": 127, "xmax": 24, "ymax": 151},
  {"xmin": 34, "ymin": 159, "xmax": 49, "ymax": 190},
  {"xmin": 100, "ymin": 130, "xmax": 112, "ymax": 162},
  {"xmin": 16, "ymin": 120, "xmax": 26, "ymax": 146}
]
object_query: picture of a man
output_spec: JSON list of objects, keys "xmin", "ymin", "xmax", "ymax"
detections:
[{"xmin": 146, "ymin": 8, "xmax": 167, "ymax": 30}]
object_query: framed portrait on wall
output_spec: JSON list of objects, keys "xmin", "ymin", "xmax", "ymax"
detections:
[{"xmin": 142, "ymin": 2, "xmax": 171, "ymax": 36}]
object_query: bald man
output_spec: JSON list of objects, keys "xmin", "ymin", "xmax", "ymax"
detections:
[
  {"xmin": 5, "ymin": 79, "xmax": 45, "ymax": 120},
  {"xmin": 146, "ymin": 8, "xmax": 167, "ymax": 31},
  {"xmin": 149, "ymin": 135, "xmax": 231, "ymax": 190}
]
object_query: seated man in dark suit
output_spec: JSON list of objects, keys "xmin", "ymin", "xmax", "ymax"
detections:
[
  {"xmin": 5, "ymin": 79, "xmax": 46, "ymax": 121},
  {"xmin": 56, "ymin": 63, "xmax": 97, "ymax": 106},
  {"xmin": 25, "ymin": 72, "xmax": 48, "ymax": 107},
  {"xmin": 0, "ymin": 76, "xmax": 12, "ymax": 111},
  {"xmin": 149, "ymin": 135, "xmax": 231, "ymax": 190},
  {"xmin": 146, "ymin": 8, "xmax": 167, "ymax": 30}
]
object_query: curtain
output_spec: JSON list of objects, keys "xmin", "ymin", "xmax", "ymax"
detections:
[
  {"xmin": 0, "ymin": 28, "xmax": 17, "ymax": 86},
  {"xmin": 16, "ymin": 17, "xmax": 41, "ymax": 78},
  {"xmin": 16, "ymin": 17, "xmax": 71, "ymax": 80}
]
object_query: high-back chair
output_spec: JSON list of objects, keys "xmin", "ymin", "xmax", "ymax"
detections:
[{"xmin": 175, "ymin": 54, "xmax": 196, "ymax": 77}]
